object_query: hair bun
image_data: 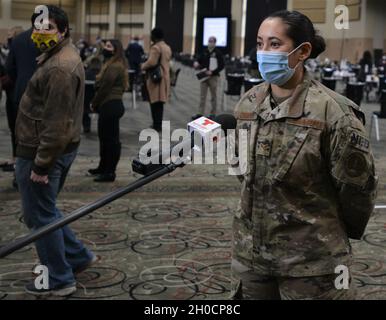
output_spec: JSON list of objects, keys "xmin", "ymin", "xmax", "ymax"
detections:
[{"xmin": 310, "ymin": 34, "xmax": 326, "ymax": 59}]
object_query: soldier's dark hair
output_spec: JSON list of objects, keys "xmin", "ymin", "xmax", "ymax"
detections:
[{"xmin": 267, "ymin": 10, "xmax": 326, "ymax": 60}]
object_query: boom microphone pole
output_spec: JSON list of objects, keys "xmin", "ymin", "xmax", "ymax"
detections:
[{"xmin": 0, "ymin": 162, "xmax": 183, "ymax": 259}]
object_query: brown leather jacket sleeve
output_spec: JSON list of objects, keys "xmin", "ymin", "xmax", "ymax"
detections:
[{"xmin": 33, "ymin": 67, "xmax": 79, "ymax": 174}]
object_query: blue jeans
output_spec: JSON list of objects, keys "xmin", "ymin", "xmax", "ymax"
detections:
[{"xmin": 16, "ymin": 150, "xmax": 94, "ymax": 289}]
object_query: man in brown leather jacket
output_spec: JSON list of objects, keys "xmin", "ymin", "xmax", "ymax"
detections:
[{"xmin": 15, "ymin": 5, "xmax": 95, "ymax": 297}]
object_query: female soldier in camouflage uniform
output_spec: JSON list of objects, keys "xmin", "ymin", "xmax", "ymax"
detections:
[{"xmin": 231, "ymin": 10, "xmax": 377, "ymax": 300}]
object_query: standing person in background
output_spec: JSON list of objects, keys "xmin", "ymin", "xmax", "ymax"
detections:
[
  {"xmin": 358, "ymin": 50, "xmax": 373, "ymax": 82},
  {"xmin": 0, "ymin": 26, "xmax": 25, "ymax": 173},
  {"xmin": 4, "ymin": 16, "xmax": 40, "ymax": 179},
  {"xmin": 125, "ymin": 36, "xmax": 144, "ymax": 79},
  {"xmin": 378, "ymin": 54, "xmax": 386, "ymax": 76},
  {"xmin": 141, "ymin": 28, "xmax": 172, "ymax": 132},
  {"xmin": 89, "ymin": 39, "xmax": 128, "ymax": 183},
  {"xmin": 194, "ymin": 36, "xmax": 225, "ymax": 118},
  {"xmin": 83, "ymin": 57, "xmax": 102, "ymax": 133},
  {"xmin": 16, "ymin": 5, "xmax": 95, "ymax": 297}
]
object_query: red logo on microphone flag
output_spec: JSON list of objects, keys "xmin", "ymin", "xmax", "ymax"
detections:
[{"xmin": 202, "ymin": 119, "xmax": 215, "ymax": 126}]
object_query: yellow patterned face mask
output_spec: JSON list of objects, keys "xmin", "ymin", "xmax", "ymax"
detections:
[{"xmin": 31, "ymin": 32, "xmax": 61, "ymax": 52}]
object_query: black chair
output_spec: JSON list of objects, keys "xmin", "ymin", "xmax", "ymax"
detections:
[
  {"xmin": 222, "ymin": 73, "xmax": 244, "ymax": 111},
  {"xmin": 128, "ymin": 69, "xmax": 137, "ymax": 91},
  {"xmin": 381, "ymin": 89, "xmax": 386, "ymax": 116},
  {"xmin": 128, "ymin": 69, "xmax": 139, "ymax": 109},
  {"xmin": 170, "ymin": 68, "xmax": 181, "ymax": 100},
  {"xmin": 140, "ymin": 71, "xmax": 149, "ymax": 102},
  {"xmin": 322, "ymin": 67, "xmax": 335, "ymax": 78},
  {"xmin": 244, "ymin": 78, "xmax": 265, "ymax": 92},
  {"xmin": 322, "ymin": 77, "xmax": 337, "ymax": 91},
  {"xmin": 370, "ymin": 89, "xmax": 386, "ymax": 141},
  {"xmin": 379, "ymin": 75, "xmax": 386, "ymax": 95},
  {"xmin": 225, "ymin": 74, "xmax": 244, "ymax": 95},
  {"xmin": 346, "ymin": 82, "xmax": 365, "ymax": 106},
  {"xmin": 350, "ymin": 65, "xmax": 361, "ymax": 79}
]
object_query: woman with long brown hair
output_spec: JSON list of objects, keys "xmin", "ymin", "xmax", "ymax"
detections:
[{"xmin": 89, "ymin": 39, "xmax": 128, "ymax": 182}]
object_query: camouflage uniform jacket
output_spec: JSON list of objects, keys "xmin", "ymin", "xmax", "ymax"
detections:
[{"xmin": 232, "ymin": 71, "xmax": 377, "ymax": 277}]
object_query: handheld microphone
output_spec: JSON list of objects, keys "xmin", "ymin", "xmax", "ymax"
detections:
[
  {"xmin": 0, "ymin": 114, "xmax": 237, "ymax": 259},
  {"xmin": 132, "ymin": 114, "xmax": 237, "ymax": 176}
]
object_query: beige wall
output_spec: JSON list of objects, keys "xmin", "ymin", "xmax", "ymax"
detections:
[
  {"xmin": 81, "ymin": 0, "xmax": 153, "ymax": 50},
  {"xmin": 0, "ymin": 0, "xmax": 32, "ymax": 42},
  {"xmin": 366, "ymin": 0, "xmax": 385, "ymax": 50},
  {"xmin": 288, "ymin": 0, "xmax": 386, "ymax": 62},
  {"xmin": 231, "ymin": 0, "xmax": 243, "ymax": 57},
  {"xmin": 0, "ymin": 0, "xmax": 82, "ymax": 43},
  {"xmin": 182, "ymin": 0, "xmax": 194, "ymax": 54}
]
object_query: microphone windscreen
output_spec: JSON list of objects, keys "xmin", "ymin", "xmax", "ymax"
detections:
[
  {"xmin": 214, "ymin": 114, "xmax": 237, "ymax": 131},
  {"xmin": 191, "ymin": 114, "xmax": 204, "ymax": 121}
]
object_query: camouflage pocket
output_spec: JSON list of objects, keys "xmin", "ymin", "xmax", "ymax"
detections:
[{"xmin": 273, "ymin": 130, "xmax": 309, "ymax": 182}]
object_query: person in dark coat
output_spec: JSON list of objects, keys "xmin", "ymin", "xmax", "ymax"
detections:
[
  {"xmin": 83, "ymin": 57, "xmax": 102, "ymax": 133},
  {"xmin": 4, "ymin": 15, "xmax": 39, "ymax": 172},
  {"xmin": 125, "ymin": 36, "xmax": 144, "ymax": 78},
  {"xmin": 358, "ymin": 50, "xmax": 373, "ymax": 82}
]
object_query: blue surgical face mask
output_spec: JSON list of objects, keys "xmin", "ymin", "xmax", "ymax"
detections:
[{"xmin": 256, "ymin": 43, "xmax": 304, "ymax": 86}]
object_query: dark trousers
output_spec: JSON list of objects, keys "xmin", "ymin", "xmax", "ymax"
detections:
[
  {"xmin": 82, "ymin": 106, "xmax": 91, "ymax": 131},
  {"xmin": 97, "ymin": 100, "xmax": 125, "ymax": 174},
  {"xmin": 5, "ymin": 91, "xmax": 17, "ymax": 158},
  {"xmin": 150, "ymin": 101, "xmax": 164, "ymax": 131}
]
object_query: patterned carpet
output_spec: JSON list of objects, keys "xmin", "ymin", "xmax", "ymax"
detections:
[{"xmin": 0, "ymin": 157, "xmax": 385, "ymax": 300}]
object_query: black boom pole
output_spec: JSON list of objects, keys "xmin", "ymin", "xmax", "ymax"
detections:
[{"xmin": 0, "ymin": 162, "xmax": 183, "ymax": 259}]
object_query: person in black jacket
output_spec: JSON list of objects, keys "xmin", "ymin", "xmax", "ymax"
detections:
[
  {"xmin": 125, "ymin": 36, "xmax": 144, "ymax": 79},
  {"xmin": 83, "ymin": 57, "xmax": 102, "ymax": 133},
  {"xmin": 358, "ymin": 50, "xmax": 373, "ymax": 82},
  {"xmin": 4, "ymin": 15, "xmax": 39, "ymax": 173},
  {"xmin": 194, "ymin": 36, "xmax": 224, "ymax": 116}
]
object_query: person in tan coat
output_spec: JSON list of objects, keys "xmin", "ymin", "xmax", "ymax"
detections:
[{"xmin": 141, "ymin": 28, "xmax": 172, "ymax": 132}]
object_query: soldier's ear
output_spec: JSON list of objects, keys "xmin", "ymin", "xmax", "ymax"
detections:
[{"xmin": 299, "ymin": 42, "xmax": 312, "ymax": 62}]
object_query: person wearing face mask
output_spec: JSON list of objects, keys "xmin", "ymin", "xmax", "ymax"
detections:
[
  {"xmin": 230, "ymin": 10, "xmax": 377, "ymax": 300},
  {"xmin": 194, "ymin": 36, "xmax": 225, "ymax": 117},
  {"xmin": 88, "ymin": 39, "xmax": 128, "ymax": 182},
  {"xmin": 141, "ymin": 28, "xmax": 172, "ymax": 132},
  {"xmin": 15, "ymin": 5, "xmax": 96, "ymax": 297}
]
